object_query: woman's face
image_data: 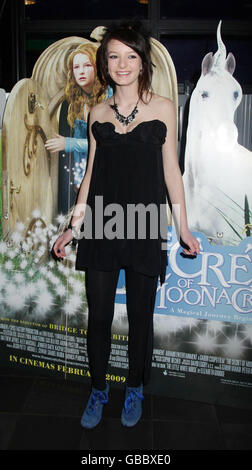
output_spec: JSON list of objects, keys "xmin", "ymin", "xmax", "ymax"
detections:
[
  {"xmin": 107, "ymin": 39, "xmax": 142, "ymax": 88},
  {"xmin": 73, "ymin": 53, "xmax": 96, "ymax": 92}
]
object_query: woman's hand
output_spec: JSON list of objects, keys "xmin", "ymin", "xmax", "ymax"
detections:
[
  {"xmin": 45, "ymin": 134, "xmax": 66, "ymax": 153},
  {"xmin": 180, "ymin": 229, "xmax": 200, "ymax": 256},
  {"xmin": 53, "ymin": 229, "xmax": 73, "ymax": 259}
]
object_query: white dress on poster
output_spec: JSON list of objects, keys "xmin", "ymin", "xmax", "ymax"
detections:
[{"xmin": 183, "ymin": 21, "xmax": 252, "ymax": 244}]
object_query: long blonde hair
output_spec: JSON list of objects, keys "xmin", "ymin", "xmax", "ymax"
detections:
[{"xmin": 65, "ymin": 43, "xmax": 106, "ymax": 128}]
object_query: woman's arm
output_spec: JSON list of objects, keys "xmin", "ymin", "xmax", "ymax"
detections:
[
  {"xmin": 161, "ymin": 99, "xmax": 200, "ymax": 255},
  {"xmin": 45, "ymin": 134, "xmax": 88, "ymax": 154},
  {"xmin": 65, "ymin": 137, "xmax": 88, "ymax": 153},
  {"xmin": 53, "ymin": 110, "xmax": 97, "ymax": 258}
]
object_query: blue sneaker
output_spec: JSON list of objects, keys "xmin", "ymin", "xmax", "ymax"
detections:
[
  {"xmin": 80, "ymin": 383, "xmax": 109, "ymax": 429},
  {"xmin": 121, "ymin": 384, "xmax": 144, "ymax": 427}
]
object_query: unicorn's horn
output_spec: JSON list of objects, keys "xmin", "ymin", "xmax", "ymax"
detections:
[{"xmin": 213, "ymin": 20, "xmax": 227, "ymax": 69}]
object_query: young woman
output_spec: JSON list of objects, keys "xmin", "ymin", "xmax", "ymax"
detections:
[
  {"xmin": 53, "ymin": 22, "xmax": 200, "ymax": 429},
  {"xmin": 45, "ymin": 43, "xmax": 112, "ymax": 211}
]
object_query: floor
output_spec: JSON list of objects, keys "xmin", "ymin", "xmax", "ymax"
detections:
[{"xmin": 1, "ymin": 367, "xmax": 252, "ymax": 456}]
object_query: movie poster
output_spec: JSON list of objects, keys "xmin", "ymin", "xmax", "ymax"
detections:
[{"xmin": 0, "ymin": 23, "xmax": 252, "ymax": 409}]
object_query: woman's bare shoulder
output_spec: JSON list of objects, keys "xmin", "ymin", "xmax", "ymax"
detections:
[
  {"xmin": 89, "ymin": 98, "xmax": 112, "ymax": 123},
  {"xmin": 151, "ymin": 94, "xmax": 176, "ymax": 122},
  {"xmin": 151, "ymin": 93, "xmax": 174, "ymax": 110}
]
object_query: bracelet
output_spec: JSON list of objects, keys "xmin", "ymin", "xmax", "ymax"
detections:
[{"xmin": 67, "ymin": 222, "xmax": 79, "ymax": 240}]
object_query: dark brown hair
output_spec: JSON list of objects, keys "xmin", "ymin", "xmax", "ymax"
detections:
[{"xmin": 96, "ymin": 21, "xmax": 154, "ymax": 102}]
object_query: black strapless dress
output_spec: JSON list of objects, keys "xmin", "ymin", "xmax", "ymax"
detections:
[{"xmin": 75, "ymin": 119, "xmax": 168, "ymax": 285}]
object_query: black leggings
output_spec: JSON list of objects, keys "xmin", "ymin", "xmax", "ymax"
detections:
[{"xmin": 85, "ymin": 267, "xmax": 158, "ymax": 390}]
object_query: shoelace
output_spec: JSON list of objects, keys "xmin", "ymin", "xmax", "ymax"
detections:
[
  {"xmin": 87, "ymin": 390, "xmax": 109, "ymax": 416},
  {"xmin": 124, "ymin": 390, "xmax": 144, "ymax": 415}
]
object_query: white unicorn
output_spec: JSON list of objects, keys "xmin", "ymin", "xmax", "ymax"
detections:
[{"xmin": 183, "ymin": 20, "xmax": 252, "ymax": 244}]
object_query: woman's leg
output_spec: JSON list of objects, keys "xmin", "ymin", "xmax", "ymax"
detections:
[
  {"xmin": 85, "ymin": 267, "xmax": 120, "ymax": 390},
  {"xmin": 125, "ymin": 268, "xmax": 158, "ymax": 387}
]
